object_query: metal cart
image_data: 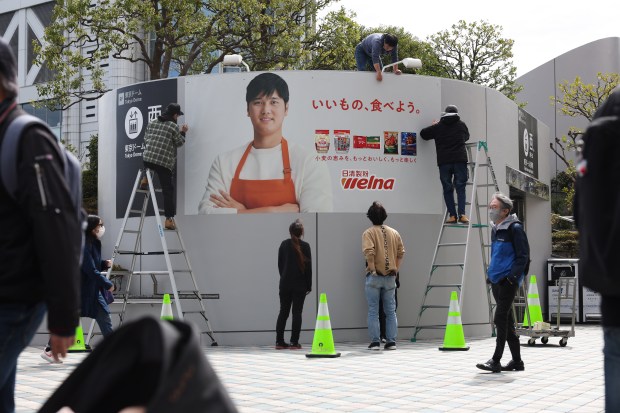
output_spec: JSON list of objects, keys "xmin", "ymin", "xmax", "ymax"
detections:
[{"xmin": 514, "ymin": 276, "xmax": 576, "ymax": 347}]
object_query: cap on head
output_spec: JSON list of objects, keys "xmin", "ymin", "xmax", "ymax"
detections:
[
  {"xmin": 441, "ymin": 104, "xmax": 459, "ymax": 117},
  {"xmin": 165, "ymin": 103, "xmax": 184, "ymax": 116}
]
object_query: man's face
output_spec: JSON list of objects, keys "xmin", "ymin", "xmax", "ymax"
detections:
[
  {"xmin": 247, "ymin": 91, "xmax": 288, "ymax": 137},
  {"xmin": 489, "ymin": 198, "xmax": 508, "ymax": 218},
  {"xmin": 383, "ymin": 42, "xmax": 394, "ymax": 52}
]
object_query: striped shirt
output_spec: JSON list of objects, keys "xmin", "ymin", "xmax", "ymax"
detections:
[{"xmin": 143, "ymin": 118, "xmax": 185, "ymax": 170}]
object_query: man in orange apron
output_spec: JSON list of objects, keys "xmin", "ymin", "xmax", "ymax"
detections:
[{"xmin": 207, "ymin": 73, "xmax": 312, "ymax": 213}]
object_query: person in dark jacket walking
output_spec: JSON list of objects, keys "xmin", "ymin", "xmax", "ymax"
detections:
[
  {"xmin": 275, "ymin": 219, "xmax": 312, "ymax": 349},
  {"xmin": 42, "ymin": 215, "xmax": 114, "ymax": 363},
  {"xmin": 476, "ymin": 192, "xmax": 529, "ymax": 373},
  {"xmin": 420, "ymin": 105, "xmax": 470, "ymax": 224},
  {"xmin": 574, "ymin": 86, "xmax": 620, "ymax": 412},
  {"xmin": 142, "ymin": 102, "xmax": 189, "ymax": 230},
  {"xmin": 0, "ymin": 37, "xmax": 82, "ymax": 412}
]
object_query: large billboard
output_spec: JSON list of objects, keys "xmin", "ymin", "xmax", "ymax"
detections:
[
  {"xmin": 115, "ymin": 79, "xmax": 178, "ymax": 218},
  {"xmin": 184, "ymin": 71, "xmax": 442, "ymax": 214}
]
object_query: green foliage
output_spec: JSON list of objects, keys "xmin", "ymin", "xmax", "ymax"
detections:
[
  {"xmin": 551, "ymin": 230, "xmax": 578, "ymax": 258},
  {"xmin": 427, "ymin": 20, "xmax": 521, "ymax": 100},
  {"xmin": 36, "ymin": 0, "xmax": 338, "ymax": 109},
  {"xmin": 82, "ymin": 135, "xmax": 98, "ymax": 214},
  {"xmin": 303, "ymin": 7, "xmax": 360, "ymax": 70},
  {"xmin": 550, "ymin": 73, "xmax": 620, "ymax": 164}
]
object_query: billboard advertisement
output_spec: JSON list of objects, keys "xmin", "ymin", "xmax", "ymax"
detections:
[
  {"xmin": 115, "ymin": 79, "xmax": 178, "ymax": 218},
  {"xmin": 184, "ymin": 71, "xmax": 442, "ymax": 214}
]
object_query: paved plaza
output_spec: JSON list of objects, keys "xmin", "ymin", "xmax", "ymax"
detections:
[{"xmin": 16, "ymin": 325, "xmax": 604, "ymax": 412}]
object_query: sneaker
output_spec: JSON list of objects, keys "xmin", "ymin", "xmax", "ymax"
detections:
[
  {"xmin": 368, "ymin": 342, "xmax": 381, "ymax": 350},
  {"xmin": 384, "ymin": 342, "xmax": 397, "ymax": 350},
  {"xmin": 445, "ymin": 215, "xmax": 458, "ymax": 224},
  {"xmin": 275, "ymin": 342, "xmax": 290, "ymax": 350},
  {"xmin": 40, "ymin": 350, "xmax": 62, "ymax": 364},
  {"xmin": 476, "ymin": 359, "xmax": 501, "ymax": 373},
  {"xmin": 164, "ymin": 218, "xmax": 176, "ymax": 230},
  {"xmin": 139, "ymin": 177, "xmax": 149, "ymax": 190},
  {"xmin": 458, "ymin": 214, "xmax": 470, "ymax": 224},
  {"xmin": 289, "ymin": 342, "xmax": 302, "ymax": 350},
  {"xmin": 501, "ymin": 359, "xmax": 525, "ymax": 371}
]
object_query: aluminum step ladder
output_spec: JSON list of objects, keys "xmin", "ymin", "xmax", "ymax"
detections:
[
  {"xmin": 85, "ymin": 169, "xmax": 218, "ymax": 346},
  {"xmin": 411, "ymin": 141, "xmax": 499, "ymax": 342}
]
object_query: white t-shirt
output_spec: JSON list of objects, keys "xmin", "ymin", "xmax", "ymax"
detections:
[{"xmin": 198, "ymin": 141, "xmax": 333, "ymax": 213}]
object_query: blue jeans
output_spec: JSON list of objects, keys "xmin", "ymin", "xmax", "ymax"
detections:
[
  {"xmin": 95, "ymin": 303, "xmax": 114, "ymax": 338},
  {"xmin": 0, "ymin": 302, "xmax": 46, "ymax": 413},
  {"xmin": 355, "ymin": 44, "xmax": 378, "ymax": 72},
  {"xmin": 365, "ymin": 273, "xmax": 397, "ymax": 343},
  {"xmin": 604, "ymin": 326, "xmax": 620, "ymax": 412},
  {"xmin": 438, "ymin": 163, "xmax": 468, "ymax": 217}
]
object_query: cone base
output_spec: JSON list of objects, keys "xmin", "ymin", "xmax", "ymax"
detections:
[
  {"xmin": 439, "ymin": 346, "xmax": 470, "ymax": 351},
  {"xmin": 68, "ymin": 345, "xmax": 92, "ymax": 353},
  {"xmin": 306, "ymin": 352, "xmax": 341, "ymax": 358}
]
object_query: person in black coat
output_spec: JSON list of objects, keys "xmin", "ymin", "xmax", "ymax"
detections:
[
  {"xmin": 275, "ymin": 219, "xmax": 312, "ymax": 349},
  {"xmin": 42, "ymin": 215, "xmax": 114, "ymax": 363},
  {"xmin": 574, "ymin": 86, "xmax": 620, "ymax": 412},
  {"xmin": 420, "ymin": 105, "xmax": 470, "ymax": 224}
]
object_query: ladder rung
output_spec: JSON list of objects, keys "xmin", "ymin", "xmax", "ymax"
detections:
[
  {"xmin": 476, "ymin": 183, "xmax": 496, "ymax": 187},
  {"xmin": 132, "ymin": 270, "xmax": 171, "ymax": 275},
  {"xmin": 137, "ymin": 188, "xmax": 162, "ymax": 193},
  {"xmin": 123, "ymin": 229, "xmax": 140, "ymax": 234},
  {"xmin": 415, "ymin": 325, "xmax": 447, "ymax": 330},
  {"xmin": 118, "ymin": 250, "xmax": 186, "ymax": 256},
  {"xmin": 433, "ymin": 263, "xmax": 464, "ymax": 267},
  {"xmin": 437, "ymin": 242, "xmax": 466, "ymax": 247},
  {"xmin": 129, "ymin": 209, "xmax": 143, "ymax": 214},
  {"xmin": 443, "ymin": 224, "xmax": 468, "ymax": 228},
  {"xmin": 422, "ymin": 305, "xmax": 449, "ymax": 309},
  {"xmin": 471, "ymin": 224, "xmax": 488, "ymax": 228},
  {"xmin": 427, "ymin": 284, "xmax": 462, "ymax": 288},
  {"xmin": 183, "ymin": 310, "xmax": 205, "ymax": 314}
]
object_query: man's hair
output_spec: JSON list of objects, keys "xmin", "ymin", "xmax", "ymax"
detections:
[
  {"xmin": 384, "ymin": 34, "xmax": 398, "ymax": 48},
  {"xmin": 367, "ymin": 201, "xmax": 387, "ymax": 225},
  {"xmin": 492, "ymin": 192, "xmax": 513, "ymax": 211},
  {"xmin": 0, "ymin": 37, "xmax": 18, "ymax": 99},
  {"xmin": 246, "ymin": 73, "xmax": 289, "ymax": 105}
]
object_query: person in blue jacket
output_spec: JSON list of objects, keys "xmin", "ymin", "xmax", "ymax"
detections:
[
  {"xmin": 41, "ymin": 215, "xmax": 115, "ymax": 363},
  {"xmin": 476, "ymin": 192, "xmax": 530, "ymax": 373},
  {"xmin": 355, "ymin": 33, "xmax": 402, "ymax": 82}
]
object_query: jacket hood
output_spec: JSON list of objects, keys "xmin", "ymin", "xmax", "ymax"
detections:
[
  {"xmin": 440, "ymin": 114, "xmax": 460, "ymax": 125},
  {"xmin": 493, "ymin": 213, "xmax": 520, "ymax": 231}
]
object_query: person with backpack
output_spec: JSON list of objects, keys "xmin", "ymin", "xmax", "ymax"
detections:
[
  {"xmin": 574, "ymin": 86, "xmax": 620, "ymax": 412},
  {"xmin": 476, "ymin": 192, "xmax": 530, "ymax": 373},
  {"xmin": 275, "ymin": 219, "xmax": 312, "ymax": 349},
  {"xmin": 0, "ymin": 37, "xmax": 82, "ymax": 412}
]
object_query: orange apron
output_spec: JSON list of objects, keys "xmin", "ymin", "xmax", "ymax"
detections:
[{"xmin": 229, "ymin": 138, "xmax": 297, "ymax": 209}]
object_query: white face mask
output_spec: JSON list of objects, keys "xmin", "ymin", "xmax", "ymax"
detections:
[
  {"xmin": 489, "ymin": 209, "xmax": 503, "ymax": 223},
  {"xmin": 95, "ymin": 225, "xmax": 106, "ymax": 239}
]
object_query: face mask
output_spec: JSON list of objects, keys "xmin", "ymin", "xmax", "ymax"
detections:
[
  {"xmin": 96, "ymin": 225, "xmax": 106, "ymax": 239},
  {"xmin": 489, "ymin": 209, "xmax": 502, "ymax": 223}
]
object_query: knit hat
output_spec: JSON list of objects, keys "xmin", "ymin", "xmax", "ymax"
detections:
[
  {"xmin": 0, "ymin": 37, "xmax": 18, "ymax": 98},
  {"xmin": 441, "ymin": 104, "xmax": 459, "ymax": 117}
]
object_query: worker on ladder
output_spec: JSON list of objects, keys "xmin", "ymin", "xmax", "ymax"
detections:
[
  {"xmin": 420, "ymin": 105, "xmax": 470, "ymax": 224},
  {"xmin": 141, "ymin": 102, "xmax": 189, "ymax": 230}
]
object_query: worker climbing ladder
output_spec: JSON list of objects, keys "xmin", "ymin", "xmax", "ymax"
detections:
[
  {"xmin": 85, "ymin": 169, "xmax": 218, "ymax": 346},
  {"xmin": 411, "ymin": 141, "xmax": 499, "ymax": 342}
]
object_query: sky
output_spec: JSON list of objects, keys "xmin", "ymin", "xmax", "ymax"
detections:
[{"xmin": 319, "ymin": 0, "xmax": 619, "ymax": 77}]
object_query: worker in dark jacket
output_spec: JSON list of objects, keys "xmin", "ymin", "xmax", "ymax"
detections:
[
  {"xmin": 476, "ymin": 192, "xmax": 529, "ymax": 373},
  {"xmin": 420, "ymin": 105, "xmax": 470, "ymax": 224},
  {"xmin": 275, "ymin": 219, "xmax": 312, "ymax": 349},
  {"xmin": 0, "ymin": 37, "xmax": 81, "ymax": 412},
  {"xmin": 574, "ymin": 87, "xmax": 620, "ymax": 412}
]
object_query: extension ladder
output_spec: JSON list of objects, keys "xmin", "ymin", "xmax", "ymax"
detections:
[
  {"xmin": 85, "ymin": 169, "xmax": 218, "ymax": 346},
  {"xmin": 411, "ymin": 141, "xmax": 498, "ymax": 342}
]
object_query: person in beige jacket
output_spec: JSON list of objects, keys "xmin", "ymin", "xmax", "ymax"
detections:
[{"xmin": 362, "ymin": 201, "xmax": 405, "ymax": 350}]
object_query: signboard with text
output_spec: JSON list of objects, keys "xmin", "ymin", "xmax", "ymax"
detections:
[{"xmin": 518, "ymin": 108, "xmax": 538, "ymax": 178}]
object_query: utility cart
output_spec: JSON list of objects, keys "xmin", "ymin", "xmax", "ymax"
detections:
[{"xmin": 514, "ymin": 275, "xmax": 576, "ymax": 347}]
